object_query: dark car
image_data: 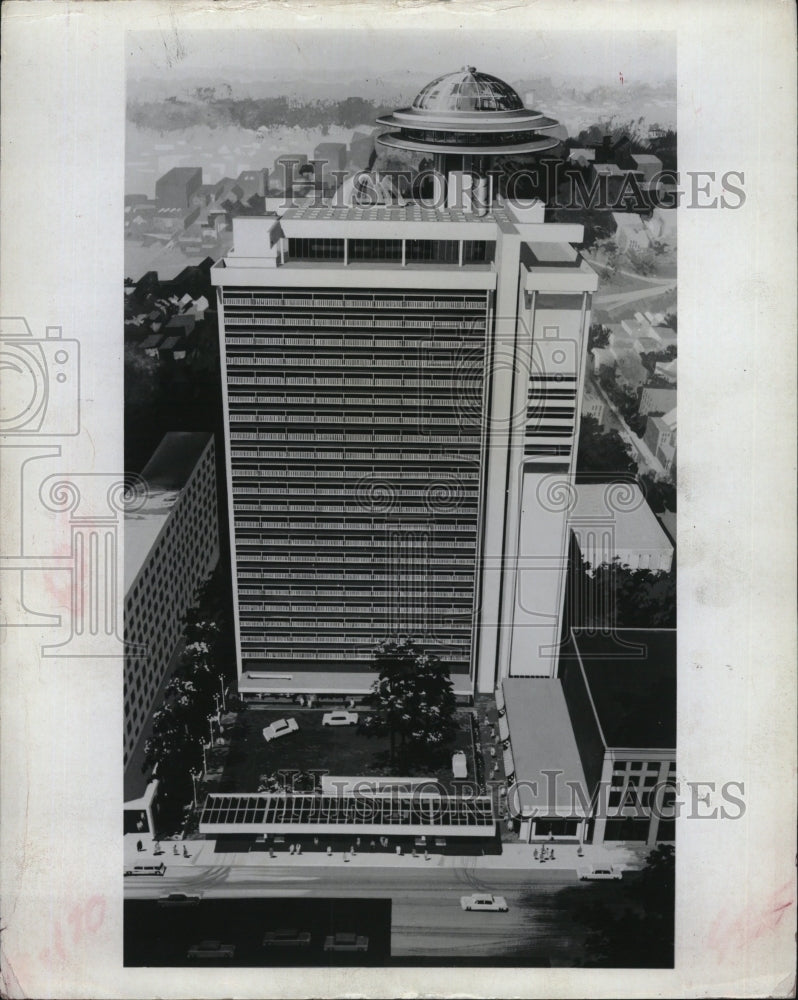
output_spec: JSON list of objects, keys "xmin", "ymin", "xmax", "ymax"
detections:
[{"xmin": 262, "ymin": 928, "xmax": 312, "ymax": 948}]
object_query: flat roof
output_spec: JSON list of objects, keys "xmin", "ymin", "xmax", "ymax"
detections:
[
  {"xmin": 570, "ymin": 629, "xmax": 676, "ymax": 750},
  {"xmin": 199, "ymin": 792, "xmax": 495, "ymax": 837},
  {"xmin": 502, "ymin": 678, "xmax": 588, "ymax": 814},
  {"xmin": 568, "ymin": 482, "xmax": 674, "ymax": 554},
  {"xmin": 124, "ymin": 432, "xmax": 213, "ymax": 593}
]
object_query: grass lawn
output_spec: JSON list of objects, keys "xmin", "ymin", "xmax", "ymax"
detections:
[{"xmin": 215, "ymin": 708, "xmax": 476, "ymax": 794}]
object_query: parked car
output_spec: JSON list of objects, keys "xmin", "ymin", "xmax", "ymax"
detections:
[
  {"xmin": 451, "ymin": 750, "xmax": 468, "ymax": 779},
  {"xmin": 187, "ymin": 940, "xmax": 235, "ymax": 960},
  {"xmin": 262, "ymin": 718, "xmax": 299, "ymax": 742},
  {"xmin": 262, "ymin": 928, "xmax": 311, "ymax": 948},
  {"xmin": 578, "ymin": 865, "xmax": 622, "ymax": 880},
  {"xmin": 460, "ymin": 894, "xmax": 509, "ymax": 912},
  {"xmin": 323, "ymin": 932, "xmax": 368, "ymax": 952},
  {"xmin": 157, "ymin": 892, "xmax": 200, "ymax": 906},
  {"xmin": 322, "ymin": 711, "xmax": 359, "ymax": 727}
]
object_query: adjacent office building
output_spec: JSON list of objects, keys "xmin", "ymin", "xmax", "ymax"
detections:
[
  {"xmin": 212, "ymin": 67, "xmax": 598, "ymax": 700},
  {"xmin": 124, "ymin": 431, "xmax": 219, "ymax": 766}
]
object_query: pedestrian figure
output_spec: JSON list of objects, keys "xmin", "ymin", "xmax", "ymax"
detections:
[
  {"xmin": 173, "ymin": 844, "xmax": 179, "ymax": 856},
  {"xmin": 533, "ymin": 848, "xmax": 539, "ymax": 860},
  {"xmin": 550, "ymin": 849, "xmax": 556, "ymax": 860},
  {"xmin": 136, "ymin": 840, "xmax": 143, "ymax": 853},
  {"xmin": 314, "ymin": 836, "xmax": 319, "ymax": 846},
  {"xmin": 370, "ymin": 840, "xmax": 376, "ymax": 851},
  {"xmin": 183, "ymin": 845, "xmax": 190, "ymax": 858}
]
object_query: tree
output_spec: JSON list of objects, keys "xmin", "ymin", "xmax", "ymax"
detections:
[
  {"xmin": 588, "ymin": 323, "xmax": 610, "ymax": 351},
  {"xmin": 359, "ymin": 638, "xmax": 458, "ymax": 770},
  {"xmin": 572, "ymin": 556, "xmax": 676, "ymax": 629},
  {"xmin": 578, "ymin": 844, "xmax": 675, "ymax": 967},
  {"xmin": 577, "ymin": 415, "xmax": 637, "ymax": 476},
  {"xmin": 638, "ymin": 471, "xmax": 676, "ymax": 513}
]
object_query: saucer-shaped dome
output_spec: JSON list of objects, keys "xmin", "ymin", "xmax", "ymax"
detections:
[{"xmin": 412, "ymin": 66, "xmax": 525, "ymax": 113}]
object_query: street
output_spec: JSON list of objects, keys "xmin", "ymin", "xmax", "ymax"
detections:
[{"xmin": 125, "ymin": 860, "xmax": 593, "ymax": 964}]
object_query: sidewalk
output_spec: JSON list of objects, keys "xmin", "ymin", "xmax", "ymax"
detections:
[{"xmin": 126, "ymin": 833, "xmax": 649, "ymax": 874}]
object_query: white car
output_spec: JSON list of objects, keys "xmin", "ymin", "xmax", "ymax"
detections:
[
  {"xmin": 451, "ymin": 750, "xmax": 468, "ymax": 779},
  {"xmin": 460, "ymin": 894, "xmax": 509, "ymax": 912},
  {"xmin": 262, "ymin": 718, "xmax": 299, "ymax": 742},
  {"xmin": 322, "ymin": 711, "xmax": 359, "ymax": 727},
  {"xmin": 578, "ymin": 865, "xmax": 623, "ymax": 880}
]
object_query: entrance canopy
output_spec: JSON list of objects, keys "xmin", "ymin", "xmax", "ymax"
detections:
[{"xmin": 200, "ymin": 792, "xmax": 496, "ymax": 838}]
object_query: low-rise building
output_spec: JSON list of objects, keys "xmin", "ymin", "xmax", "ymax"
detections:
[
  {"xmin": 567, "ymin": 482, "xmax": 674, "ymax": 573},
  {"xmin": 498, "ymin": 628, "xmax": 676, "ymax": 846},
  {"xmin": 639, "ymin": 387, "xmax": 678, "ymax": 417}
]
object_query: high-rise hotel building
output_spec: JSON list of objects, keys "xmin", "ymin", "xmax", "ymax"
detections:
[{"xmin": 212, "ymin": 68, "xmax": 598, "ymax": 699}]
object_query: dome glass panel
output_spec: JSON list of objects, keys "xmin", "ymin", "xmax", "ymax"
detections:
[{"xmin": 412, "ymin": 68, "xmax": 525, "ymax": 113}]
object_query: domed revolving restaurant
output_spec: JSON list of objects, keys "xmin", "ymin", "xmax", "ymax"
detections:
[{"xmin": 376, "ymin": 66, "xmax": 561, "ymax": 183}]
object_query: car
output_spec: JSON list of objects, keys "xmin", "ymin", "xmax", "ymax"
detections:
[
  {"xmin": 451, "ymin": 750, "xmax": 468, "ymax": 779},
  {"xmin": 460, "ymin": 894, "xmax": 509, "ymax": 912},
  {"xmin": 262, "ymin": 928, "xmax": 312, "ymax": 948},
  {"xmin": 578, "ymin": 865, "xmax": 623, "ymax": 880},
  {"xmin": 323, "ymin": 932, "xmax": 369, "ymax": 952},
  {"xmin": 124, "ymin": 862, "xmax": 166, "ymax": 877},
  {"xmin": 187, "ymin": 940, "xmax": 236, "ymax": 960},
  {"xmin": 262, "ymin": 717, "xmax": 299, "ymax": 742},
  {"xmin": 157, "ymin": 892, "xmax": 200, "ymax": 906},
  {"xmin": 322, "ymin": 711, "xmax": 359, "ymax": 727}
]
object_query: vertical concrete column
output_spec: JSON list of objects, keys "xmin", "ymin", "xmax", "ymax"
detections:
[{"xmin": 475, "ymin": 221, "xmax": 521, "ymax": 693}]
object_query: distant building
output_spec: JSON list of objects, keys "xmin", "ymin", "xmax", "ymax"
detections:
[
  {"xmin": 124, "ymin": 432, "xmax": 219, "ymax": 768},
  {"xmin": 155, "ymin": 167, "xmax": 203, "ymax": 211},
  {"xmin": 654, "ymin": 358, "xmax": 677, "ymax": 384},
  {"xmin": 649, "ymin": 326, "xmax": 677, "ymax": 350},
  {"xmin": 499, "ymin": 628, "xmax": 676, "ymax": 845},
  {"xmin": 639, "ymin": 387, "xmax": 678, "ymax": 417},
  {"xmin": 567, "ymin": 147, "xmax": 596, "ymax": 168},
  {"xmin": 581, "ymin": 391, "xmax": 607, "ymax": 425},
  {"xmin": 312, "ymin": 143, "xmax": 347, "ymax": 186},
  {"xmin": 644, "ymin": 408, "xmax": 677, "ymax": 473},
  {"xmin": 591, "ymin": 346, "xmax": 616, "ymax": 374},
  {"xmin": 165, "ymin": 313, "xmax": 196, "ymax": 337},
  {"xmin": 567, "ymin": 482, "xmax": 674, "ymax": 573},
  {"xmin": 237, "ymin": 168, "xmax": 269, "ymax": 201},
  {"xmin": 630, "ymin": 153, "xmax": 663, "ymax": 183}
]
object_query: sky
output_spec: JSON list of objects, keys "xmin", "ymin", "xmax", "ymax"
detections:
[{"xmin": 127, "ymin": 29, "xmax": 676, "ymax": 101}]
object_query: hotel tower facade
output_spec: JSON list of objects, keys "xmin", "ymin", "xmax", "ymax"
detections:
[{"xmin": 211, "ymin": 68, "xmax": 598, "ymax": 700}]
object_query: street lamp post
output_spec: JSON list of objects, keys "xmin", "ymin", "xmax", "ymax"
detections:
[
  {"xmin": 219, "ymin": 676, "xmax": 227, "ymax": 713},
  {"xmin": 190, "ymin": 770, "xmax": 201, "ymax": 808}
]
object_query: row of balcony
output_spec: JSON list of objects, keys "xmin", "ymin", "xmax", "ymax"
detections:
[
  {"xmin": 231, "ymin": 450, "xmax": 481, "ymax": 463},
  {"xmin": 223, "ymin": 296, "xmax": 486, "ymax": 310},
  {"xmin": 226, "ymin": 376, "xmax": 486, "ymax": 392}
]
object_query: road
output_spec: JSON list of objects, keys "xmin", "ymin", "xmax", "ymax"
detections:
[{"xmin": 125, "ymin": 860, "xmax": 592, "ymax": 963}]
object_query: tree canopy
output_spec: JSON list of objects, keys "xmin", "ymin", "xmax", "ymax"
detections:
[
  {"xmin": 577, "ymin": 414, "xmax": 637, "ymax": 476},
  {"xmin": 359, "ymin": 638, "xmax": 458, "ymax": 770}
]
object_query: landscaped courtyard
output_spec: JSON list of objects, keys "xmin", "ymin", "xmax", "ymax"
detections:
[{"xmin": 210, "ymin": 706, "xmax": 478, "ymax": 795}]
